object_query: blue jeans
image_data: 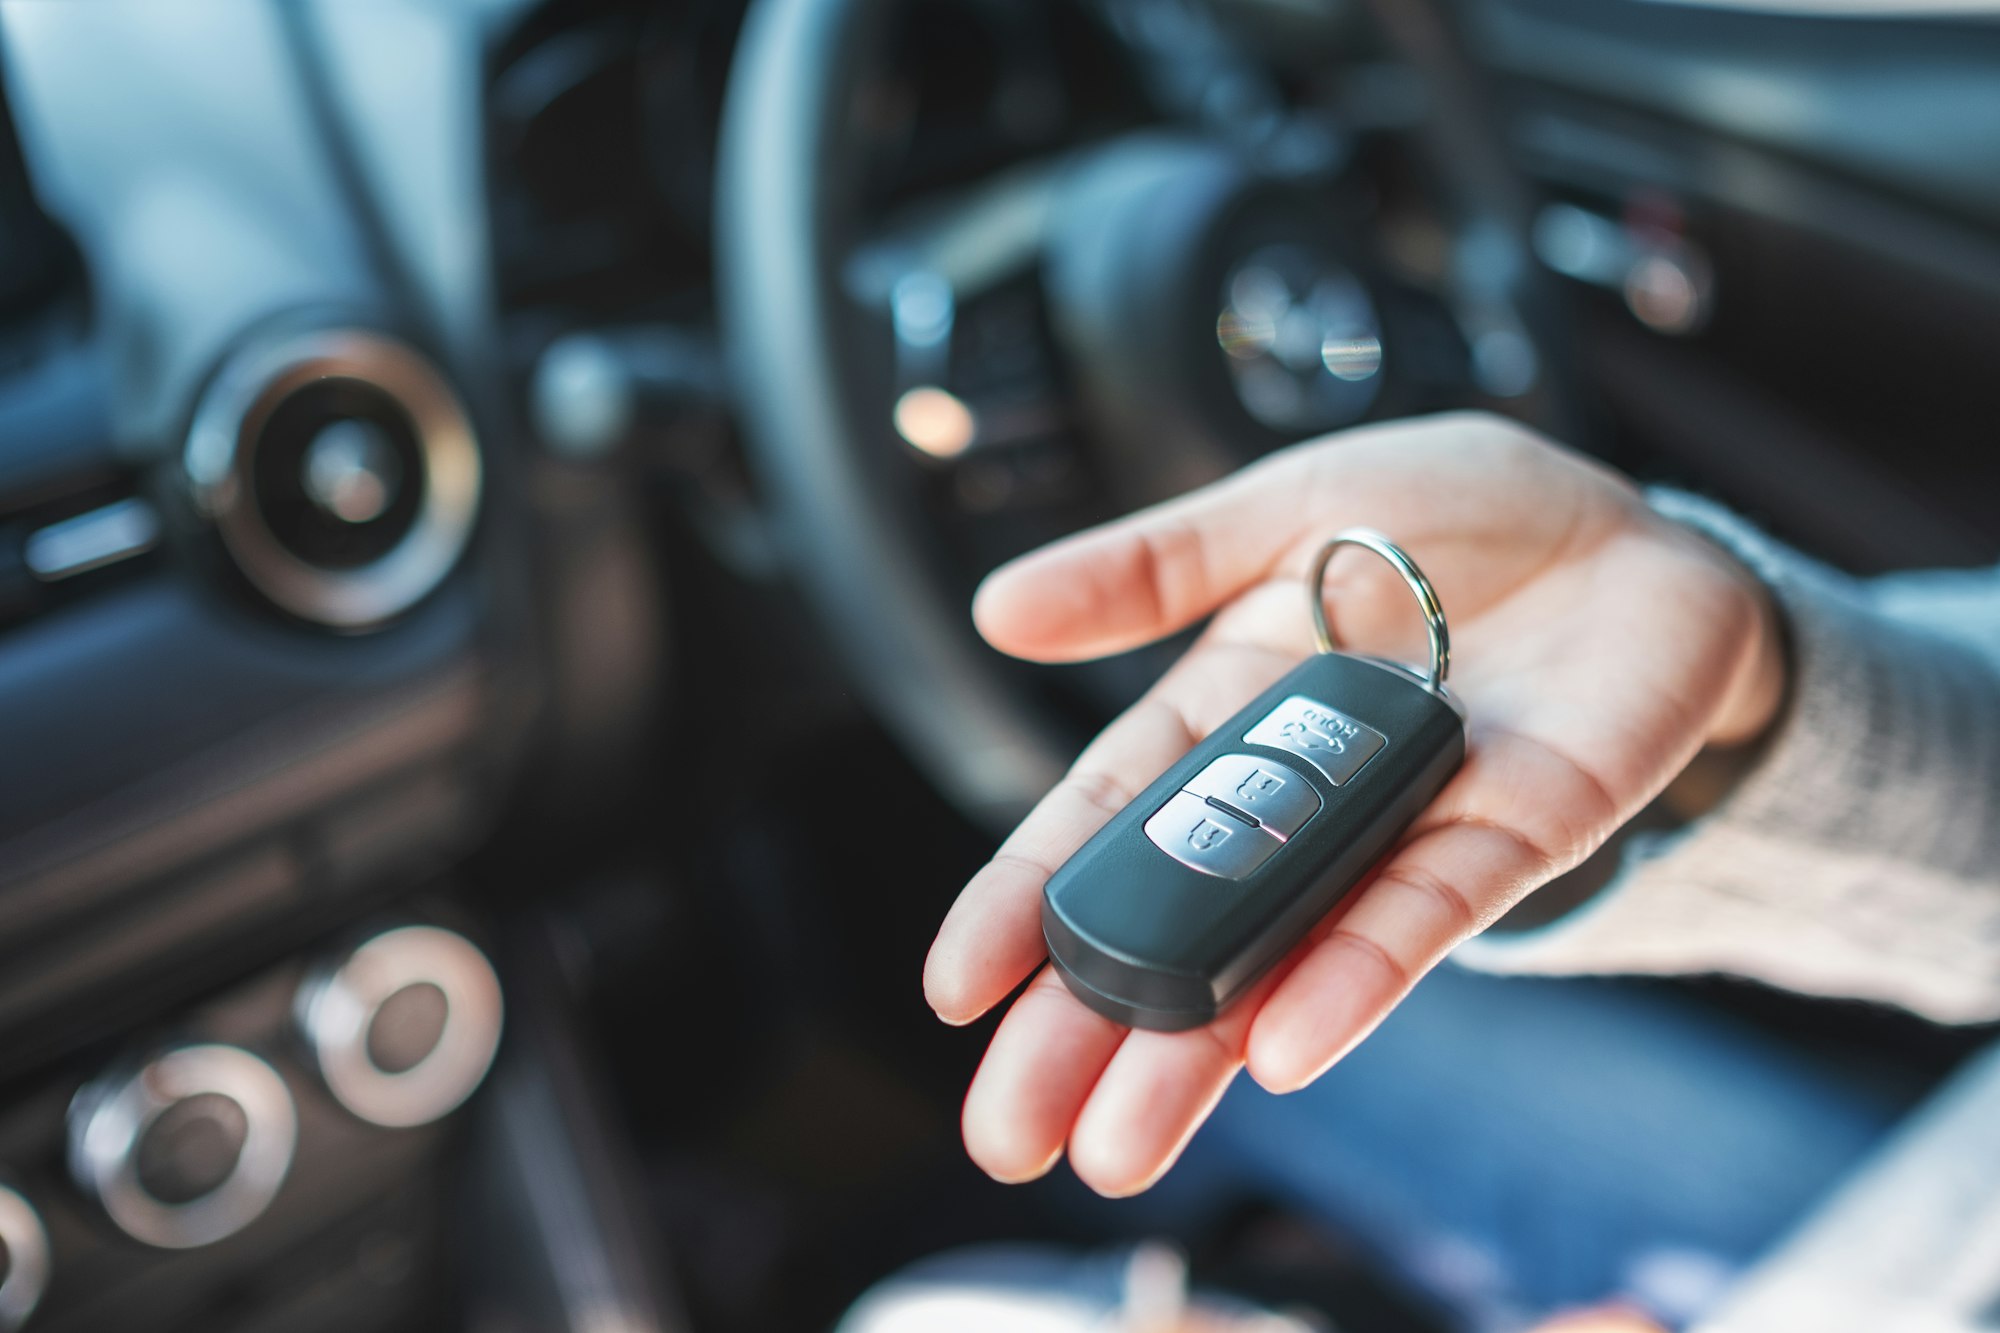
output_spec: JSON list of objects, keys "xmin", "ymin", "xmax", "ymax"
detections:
[{"xmin": 1132, "ymin": 965, "xmax": 1928, "ymax": 1330}]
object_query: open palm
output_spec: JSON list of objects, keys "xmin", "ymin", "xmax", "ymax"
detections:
[{"xmin": 923, "ymin": 413, "xmax": 1784, "ymax": 1197}]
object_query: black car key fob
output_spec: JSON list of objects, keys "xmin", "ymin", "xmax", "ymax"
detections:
[{"xmin": 1042, "ymin": 531, "xmax": 1467, "ymax": 1031}]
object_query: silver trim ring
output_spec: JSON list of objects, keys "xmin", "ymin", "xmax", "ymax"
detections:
[
  {"xmin": 297, "ymin": 926, "xmax": 503, "ymax": 1129},
  {"xmin": 185, "ymin": 329, "xmax": 482, "ymax": 630},
  {"xmin": 68, "ymin": 1044, "xmax": 298, "ymax": 1250},
  {"xmin": 1307, "ymin": 528, "xmax": 1451, "ymax": 691},
  {"xmin": 0, "ymin": 1185, "xmax": 50, "ymax": 1330}
]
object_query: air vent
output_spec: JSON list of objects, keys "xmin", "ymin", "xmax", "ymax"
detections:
[{"xmin": 184, "ymin": 330, "xmax": 482, "ymax": 630}]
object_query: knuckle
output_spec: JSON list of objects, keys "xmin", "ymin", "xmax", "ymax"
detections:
[
  {"xmin": 1058, "ymin": 767, "xmax": 1135, "ymax": 822},
  {"xmin": 1321, "ymin": 927, "xmax": 1415, "ymax": 997},
  {"xmin": 1131, "ymin": 515, "xmax": 1206, "ymax": 627},
  {"xmin": 1550, "ymin": 760, "xmax": 1620, "ymax": 860},
  {"xmin": 1375, "ymin": 863, "xmax": 1478, "ymax": 938}
]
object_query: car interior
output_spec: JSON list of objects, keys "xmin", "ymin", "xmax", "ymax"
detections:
[{"xmin": 0, "ymin": 0, "xmax": 1997, "ymax": 1329}]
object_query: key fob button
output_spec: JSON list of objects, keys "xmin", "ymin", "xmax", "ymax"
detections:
[
  {"xmin": 1243, "ymin": 694, "xmax": 1388, "ymax": 786},
  {"xmin": 1183, "ymin": 753, "xmax": 1321, "ymax": 839},
  {"xmin": 1143, "ymin": 792, "xmax": 1280, "ymax": 880}
]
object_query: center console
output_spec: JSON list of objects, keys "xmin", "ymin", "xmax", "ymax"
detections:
[{"xmin": 0, "ymin": 919, "xmax": 500, "ymax": 1331}]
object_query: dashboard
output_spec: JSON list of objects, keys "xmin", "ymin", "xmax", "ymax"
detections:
[
  {"xmin": 0, "ymin": 3, "xmax": 532, "ymax": 1068},
  {"xmin": 0, "ymin": 5, "xmax": 561, "ymax": 1327}
]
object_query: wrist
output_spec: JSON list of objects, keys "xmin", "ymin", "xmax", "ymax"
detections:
[
  {"xmin": 1637, "ymin": 488, "xmax": 1791, "ymax": 751},
  {"xmin": 1708, "ymin": 572, "xmax": 1789, "ymax": 748},
  {"xmin": 1659, "ymin": 569, "xmax": 1785, "ymax": 821}
]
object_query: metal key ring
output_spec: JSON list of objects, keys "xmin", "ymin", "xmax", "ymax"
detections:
[{"xmin": 1307, "ymin": 528, "xmax": 1451, "ymax": 691}]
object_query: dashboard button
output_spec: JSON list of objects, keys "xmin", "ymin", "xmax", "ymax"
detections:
[
  {"xmin": 297, "ymin": 926, "xmax": 503, "ymax": 1129},
  {"xmin": 1182, "ymin": 753, "xmax": 1321, "ymax": 839},
  {"xmin": 1242, "ymin": 694, "xmax": 1387, "ymax": 786},
  {"xmin": 134, "ymin": 1092, "xmax": 249, "ymax": 1205},
  {"xmin": 0, "ymin": 1185, "xmax": 50, "ymax": 1331},
  {"xmin": 1143, "ymin": 791, "xmax": 1280, "ymax": 880},
  {"xmin": 367, "ymin": 981, "xmax": 450, "ymax": 1074},
  {"xmin": 69, "ymin": 1044, "xmax": 297, "ymax": 1250}
]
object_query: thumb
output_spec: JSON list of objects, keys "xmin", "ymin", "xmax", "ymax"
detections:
[
  {"xmin": 970, "ymin": 411, "xmax": 1559, "ymax": 664},
  {"xmin": 972, "ymin": 442, "xmax": 1323, "ymax": 664}
]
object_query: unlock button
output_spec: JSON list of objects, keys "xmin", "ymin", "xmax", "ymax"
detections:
[
  {"xmin": 1184, "ymin": 753, "xmax": 1322, "ymax": 839},
  {"xmin": 1144, "ymin": 792, "xmax": 1279, "ymax": 880}
]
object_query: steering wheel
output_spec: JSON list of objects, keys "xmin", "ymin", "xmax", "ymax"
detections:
[{"xmin": 716, "ymin": 0, "xmax": 1572, "ymax": 830}]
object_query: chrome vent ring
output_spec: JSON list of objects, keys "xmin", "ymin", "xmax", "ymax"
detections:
[{"xmin": 185, "ymin": 329, "xmax": 482, "ymax": 630}]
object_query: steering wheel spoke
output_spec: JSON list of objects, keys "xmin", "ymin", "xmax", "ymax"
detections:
[{"xmin": 843, "ymin": 162, "xmax": 1096, "ymax": 512}]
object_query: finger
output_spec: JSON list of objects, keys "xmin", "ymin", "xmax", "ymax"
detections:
[
  {"xmin": 1412, "ymin": 726, "xmax": 1624, "ymax": 876},
  {"xmin": 961, "ymin": 969, "xmax": 1126, "ymax": 1183},
  {"xmin": 1532, "ymin": 1309, "xmax": 1669, "ymax": 1333},
  {"xmin": 970, "ymin": 412, "xmax": 1543, "ymax": 664},
  {"xmin": 1068, "ymin": 1033, "xmax": 1242, "ymax": 1199},
  {"xmin": 1246, "ymin": 816, "xmax": 1550, "ymax": 1094},
  {"xmin": 1245, "ymin": 725, "xmax": 1624, "ymax": 1092},
  {"xmin": 925, "ymin": 638, "xmax": 1295, "ymax": 1024},
  {"xmin": 1064, "ymin": 972, "xmax": 1279, "ymax": 1198},
  {"xmin": 971, "ymin": 450, "xmax": 1313, "ymax": 663},
  {"xmin": 924, "ymin": 695, "xmax": 1192, "ymax": 1024}
]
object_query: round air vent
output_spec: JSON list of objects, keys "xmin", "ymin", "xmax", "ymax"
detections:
[{"xmin": 185, "ymin": 329, "xmax": 482, "ymax": 629}]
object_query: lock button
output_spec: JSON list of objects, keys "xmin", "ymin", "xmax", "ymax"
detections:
[
  {"xmin": 1143, "ymin": 792, "xmax": 1280, "ymax": 880},
  {"xmin": 1243, "ymin": 694, "xmax": 1388, "ymax": 786},
  {"xmin": 1183, "ymin": 753, "xmax": 1321, "ymax": 839}
]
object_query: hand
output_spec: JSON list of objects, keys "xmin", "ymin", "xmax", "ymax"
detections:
[
  {"xmin": 924, "ymin": 412, "xmax": 1787, "ymax": 1196},
  {"xmin": 1530, "ymin": 1310, "xmax": 1670, "ymax": 1333}
]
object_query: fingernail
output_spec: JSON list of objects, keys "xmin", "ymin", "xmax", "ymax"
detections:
[
  {"xmin": 1248, "ymin": 1057, "xmax": 1318, "ymax": 1096},
  {"xmin": 979, "ymin": 1146, "xmax": 1062, "ymax": 1185}
]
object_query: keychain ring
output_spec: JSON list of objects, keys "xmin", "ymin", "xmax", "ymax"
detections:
[{"xmin": 1307, "ymin": 528, "xmax": 1451, "ymax": 690}]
